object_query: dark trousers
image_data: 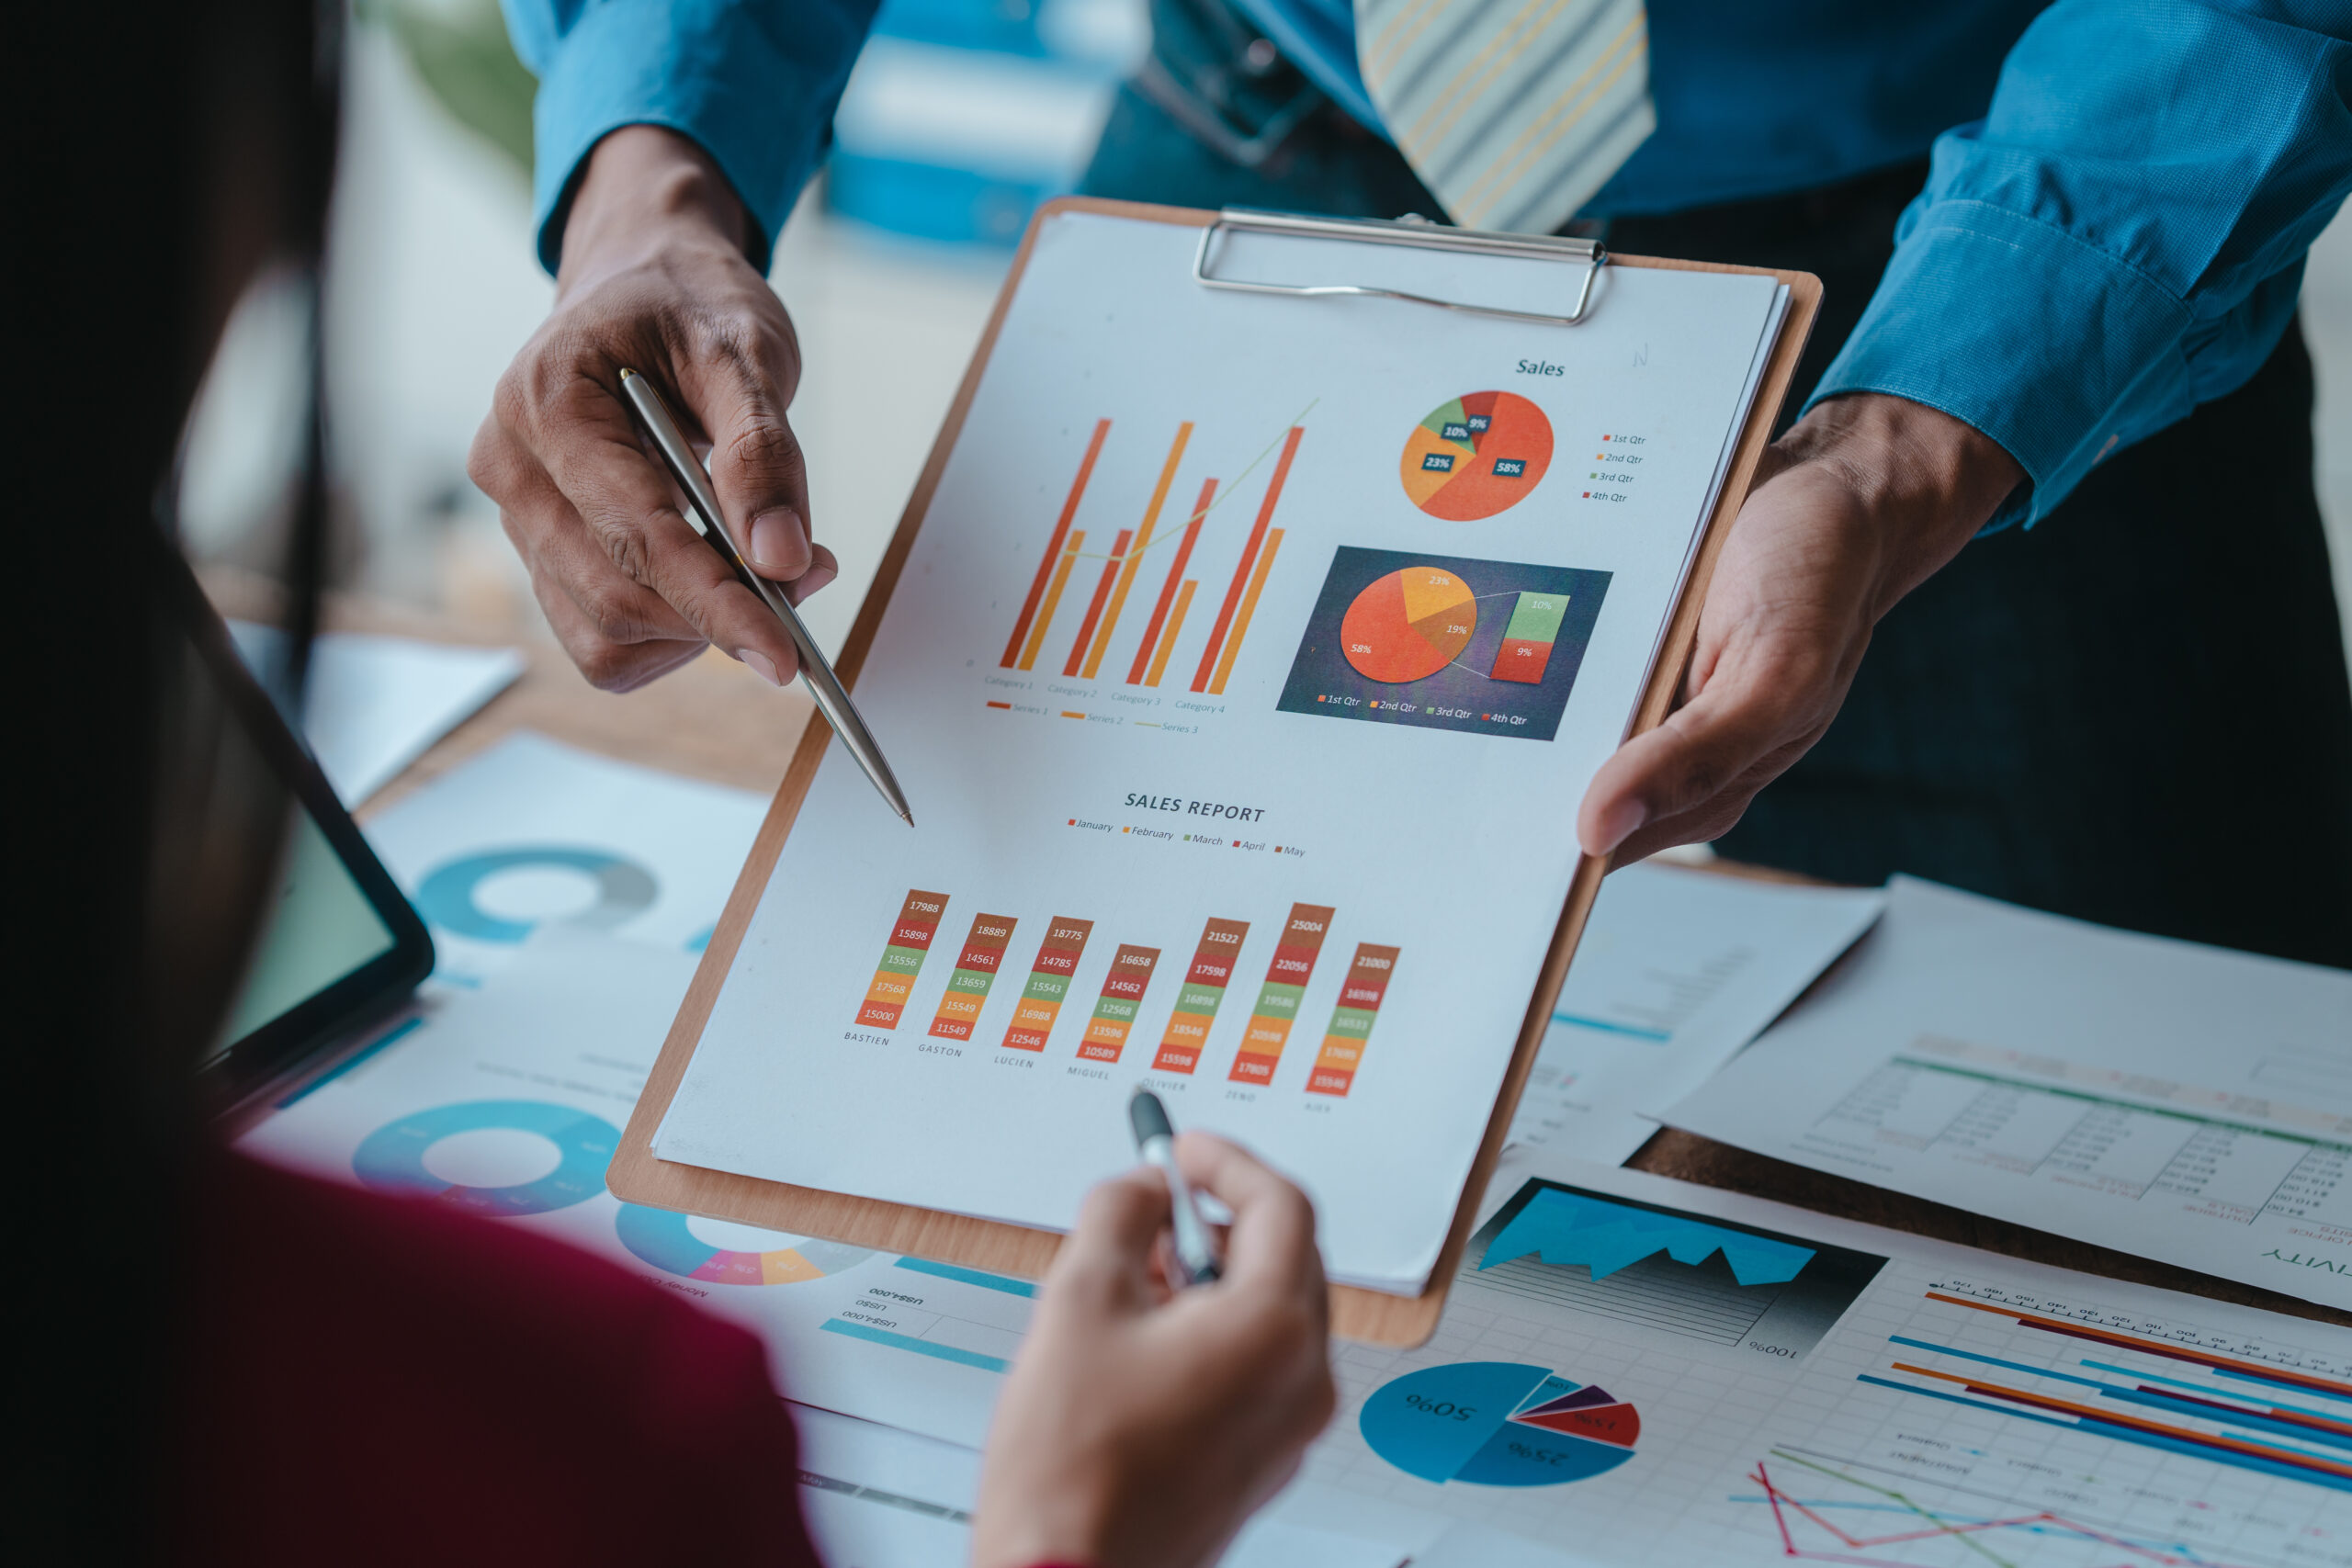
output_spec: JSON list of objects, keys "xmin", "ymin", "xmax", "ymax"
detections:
[{"xmin": 1081, "ymin": 6, "xmax": 2352, "ymax": 966}]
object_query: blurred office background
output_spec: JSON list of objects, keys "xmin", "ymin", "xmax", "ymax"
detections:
[{"xmin": 185, "ymin": 0, "xmax": 2352, "ymax": 679}]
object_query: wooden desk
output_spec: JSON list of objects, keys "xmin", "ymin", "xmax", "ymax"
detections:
[{"xmin": 307, "ymin": 588, "xmax": 2352, "ymax": 1335}]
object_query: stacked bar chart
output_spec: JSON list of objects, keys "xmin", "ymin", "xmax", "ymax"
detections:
[
  {"xmin": 1229, "ymin": 903, "xmax": 1336, "ymax": 1084},
  {"xmin": 997, "ymin": 420, "xmax": 1305, "ymax": 694},
  {"xmin": 929, "ymin": 914, "xmax": 1018, "ymax": 1040},
  {"xmin": 1306, "ymin": 943, "xmax": 1399, "ymax": 1096},
  {"xmin": 1076, "ymin": 943, "xmax": 1162, "ymax": 1063},
  {"xmin": 854, "ymin": 889, "xmax": 951, "ymax": 1029},
  {"xmin": 1487, "ymin": 592, "xmax": 1569, "ymax": 684},
  {"xmin": 1003, "ymin": 918, "xmax": 1096, "ymax": 1051},
  {"xmin": 1153, "ymin": 918, "xmax": 1251, "ymax": 1073}
]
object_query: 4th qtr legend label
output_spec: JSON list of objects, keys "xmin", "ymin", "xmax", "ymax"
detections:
[
  {"xmin": 1154, "ymin": 918, "xmax": 1251, "ymax": 1074},
  {"xmin": 928, "ymin": 913, "xmax": 1017, "ymax": 1040},
  {"xmin": 1229, "ymin": 904, "xmax": 1337, "ymax": 1084},
  {"xmin": 856, "ymin": 889, "xmax": 949, "ymax": 1029},
  {"xmin": 1307, "ymin": 944, "xmax": 1400, "ymax": 1097}
]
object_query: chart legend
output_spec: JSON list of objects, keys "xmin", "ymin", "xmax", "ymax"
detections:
[
  {"xmin": 1229, "ymin": 904, "xmax": 1335, "ymax": 1084},
  {"xmin": 930, "ymin": 914, "xmax": 1018, "ymax": 1040},
  {"xmin": 1003, "ymin": 918, "xmax": 1096, "ymax": 1051},
  {"xmin": 1400, "ymin": 392, "xmax": 1554, "ymax": 520},
  {"xmin": 1153, "ymin": 918, "xmax": 1250, "ymax": 1073},
  {"xmin": 856, "ymin": 889, "xmax": 950, "ymax": 1029},
  {"xmin": 1077, "ymin": 943, "xmax": 1161, "ymax": 1062},
  {"xmin": 1307, "ymin": 943, "xmax": 1398, "ymax": 1096},
  {"xmin": 1278, "ymin": 547, "xmax": 1611, "ymax": 742},
  {"xmin": 1360, "ymin": 1361, "xmax": 1639, "ymax": 1487}
]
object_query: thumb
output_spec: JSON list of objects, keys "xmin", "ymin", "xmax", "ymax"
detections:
[
  {"xmin": 1048, "ymin": 1168, "xmax": 1172, "ymax": 1315},
  {"xmin": 692, "ymin": 367, "xmax": 814, "ymax": 585},
  {"xmin": 1575, "ymin": 671, "xmax": 1792, "ymax": 858}
]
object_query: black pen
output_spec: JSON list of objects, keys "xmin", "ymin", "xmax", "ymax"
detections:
[{"xmin": 1129, "ymin": 1089, "xmax": 1223, "ymax": 1285}]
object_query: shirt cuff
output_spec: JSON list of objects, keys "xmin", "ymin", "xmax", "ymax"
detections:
[
  {"xmin": 530, "ymin": 0, "xmax": 865, "ymax": 275},
  {"xmin": 1804, "ymin": 199, "xmax": 2196, "ymax": 530}
]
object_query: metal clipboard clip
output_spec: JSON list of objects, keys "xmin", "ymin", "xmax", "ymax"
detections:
[{"xmin": 1192, "ymin": 209, "xmax": 1608, "ymax": 328}]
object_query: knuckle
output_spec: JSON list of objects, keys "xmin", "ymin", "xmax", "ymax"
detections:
[
  {"xmin": 574, "ymin": 580, "xmax": 652, "ymax": 645},
  {"xmin": 594, "ymin": 521, "xmax": 660, "ymax": 589},
  {"xmin": 722, "ymin": 419, "xmax": 803, "ymax": 483}
]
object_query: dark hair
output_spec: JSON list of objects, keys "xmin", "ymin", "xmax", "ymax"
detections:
[{"xmin": 21, "ymin": 0, "xmax": 339, "ymax": 1551}]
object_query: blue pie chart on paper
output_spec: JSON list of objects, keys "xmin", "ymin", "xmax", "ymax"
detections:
[
  {"xmin": 1361, "ymin": 1362, "xmax": 1641, "ymax": 1487},
  {"xmin": 353, "ymin": 1100, "xmax": 618, "ymax": 1217},
  {"xmin": 413, "ymin": 847, "xmax": 658, "ymax": 942}
]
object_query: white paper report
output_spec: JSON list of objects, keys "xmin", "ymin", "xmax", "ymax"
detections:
[{"xmin": 660, "ymin": 209, "xmax": 1790, "ymax": 1290}]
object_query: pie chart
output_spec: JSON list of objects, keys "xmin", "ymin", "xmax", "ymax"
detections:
[
  {"xmin": 1401, "ymin": 392, "xmax": 1554, "ymax": 520},
  {"xmin": 616, "ymin": 1203, "xmax": 877, "ymax": 1286},
  {"xmin": 1361, "ymin": 1362, "xmax": 1640, "ymax": 1488},
  {"xmin": 1341, "ymin": 567, "xmax": 1478, "ymax": 682}
]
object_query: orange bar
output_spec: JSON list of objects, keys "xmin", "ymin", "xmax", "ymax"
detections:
[
  {"xmin": 1126, "ymin": 479, "xmax": 1213, "ymax": 684},
  {"xmin": 1002, "ymin": 418, "xmax": 1110, "ymax": 666},
  {"xmin": 1888, "ymin": 1362, "xmax": 2352, "ymax": 1481},
  {"xmin": 1083, "ymin": 424, "xmax": 1192, "ymax": 679},
  {"xmin": 1017, "ymin": 530, "xmax": 1085, "ymax": 671},
  {"xmin": 1145, "ymin": 581, "xmax": 1195, "ymax": 688},
  {"xmin": 1207, "ymin": 527, "xmax": 1282, "ymax": 695},
  {"xmin": 1193, "ymin": 426, "xmax": 1303, "ymax": 692},
  {"xmin": 1925, "ymin": 1292, "xmax": 2352, "ymax": 1400},
  {"xmin": 1064, "ymin": 529, "xmax": 1132, "ymax": 679}
]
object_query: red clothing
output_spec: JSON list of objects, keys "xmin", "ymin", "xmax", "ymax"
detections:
[{"xmin": 179, "ymin": 1153, "xmax": 822, "ymax": 1565}]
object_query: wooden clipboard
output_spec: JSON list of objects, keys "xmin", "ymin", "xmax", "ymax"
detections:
[{"xmin": 608, "ymin": 197, "xmax": 1822, "ymax": 1348}]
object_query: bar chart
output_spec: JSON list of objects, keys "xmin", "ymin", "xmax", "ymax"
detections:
[
  {"xmin": 1307, "ymin": 943, "xmax": 1400, "ymax": 1097},
  {"xmin": 1153, "ymin": 918, "xmax": 1251, "ymax": 1074},
  {"xmin": 997, "ymin": 417, "xmax": 1306, "ymax": 695},
  {"xmin": 1077, "ymin": 943, "xmax": 1162, "ymax": 1063},
  {"xmin": 928, "ymin": 913, "xmax": 1017, "ymax": 1040},
  {"xmin": 1002, "ymin": 918, "xmax": 1096, "ymax": 1051},
  {"xmin": 1230, "ymin": 903, "xmax": 1337, "ymax": 1084},
  {"xmin": 856, "ymin": 889, "xmax": 951, "ymax": 1030}
]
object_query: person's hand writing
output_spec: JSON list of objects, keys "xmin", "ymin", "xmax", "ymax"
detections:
[
  {"xmin": 1577, "ymin": 392, "xmax": 2025, "ymax": 863},
  {"xmin": 469, "ymin": 126, "xmax": 836, "ymax": 692},
  {"xmin": 972, "ymin": 1134, "xmax": 1335, "ymax": 1568}
]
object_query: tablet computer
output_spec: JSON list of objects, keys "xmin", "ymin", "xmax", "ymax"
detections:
[{"xmin": 177, "ymin": 560, "xmax": 435, "ymax": 1108}]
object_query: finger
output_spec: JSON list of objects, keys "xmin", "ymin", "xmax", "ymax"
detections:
[
  {"xmin": 530, "ymin": 568, "xmax": 705, "ymax": 691},
  {"xmin": 785, "ymin": 544, "xmax": 839, "ymax": 606},
  {"xmin": 676, "ymin": 331, "xmax": 814, "ymax": 585},
  {"xmin": 1173, "ymin": 1134, "xmax": 1321, "ymax": 1293},
  {"xmin": 1603, "ymin": 729, "xmax": 1820, "ymax": 866},
  {"xmin": 1050, "ymin": 1167, "xmax": 1172, "ymax": 1311},
  {"xmin": 532, "ymin": 381, "xmax": 804, "ymax": 682},
  {"xmin": 1575, "ymin": 661, "xmax": 1815, "ymax": 859}
]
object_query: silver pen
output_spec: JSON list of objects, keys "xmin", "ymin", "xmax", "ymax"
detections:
[
  {"xmin": 617, "ymin": 368, "xmax": 912, "ymax": 825},
  {"xmin": 1129, "ymin": 1089, "xmax": 1224, "ymax": 1285}
]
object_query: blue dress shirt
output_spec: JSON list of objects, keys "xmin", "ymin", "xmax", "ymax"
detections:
[{"xmin": 503, "ymin": 0, "xmax": 2352, "ymax": 527}]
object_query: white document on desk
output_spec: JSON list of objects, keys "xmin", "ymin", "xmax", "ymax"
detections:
[
  {"xmin": 1506, "ymin": 864, "xmax": 1884, "ymax": 1163},
  {"xmin": 229, "ymin": 622, "xmax": 523, "ymax": 803},
  {"xmin": 358, "ymin": 731, "xmax": 767, "ymax": 984},
  {"xmin": 657, "ymin": 209, "xmax": 1792, "ymax": 1294},
  {"xmin": 1664, "ymin": 875, "xmax": 2352, "ymax": 1309}
]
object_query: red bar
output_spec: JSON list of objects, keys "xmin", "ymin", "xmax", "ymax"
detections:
[
  {"xmin": 1064, "ymin": 529, "xmax": 1131, "ymax": 679},
  {"xmin": 1126, "ymin": 479, "xmax": 1213, "ymax": 684},
  {"xmin": 1266, "ymin": 943, "xmax": 1321, "ymax": 981},
  {"xmin": 1002, "ymin": 418, "xmax": 1109, "ymax": 666},
  {"xmin": 1193, "ymin": 427, "xmax": 1303, "ymax": 692},
  {"xmin": 1490, "ymin": 637, "xmax": 1553, "ymax": 683}
]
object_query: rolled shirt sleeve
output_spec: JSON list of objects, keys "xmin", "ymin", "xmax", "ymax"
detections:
[
  {"xmin": 1808, "ymin": 0, "xmax": 2352, "ymax": 528},
  {"xmin": 500, "ymin": 0, "xmax": 883, "ymax": 274}
]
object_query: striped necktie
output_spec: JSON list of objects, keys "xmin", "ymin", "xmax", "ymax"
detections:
[{"xmin": 1353, "ymin": 0, "xmax": 1654, "ymax": 234}]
